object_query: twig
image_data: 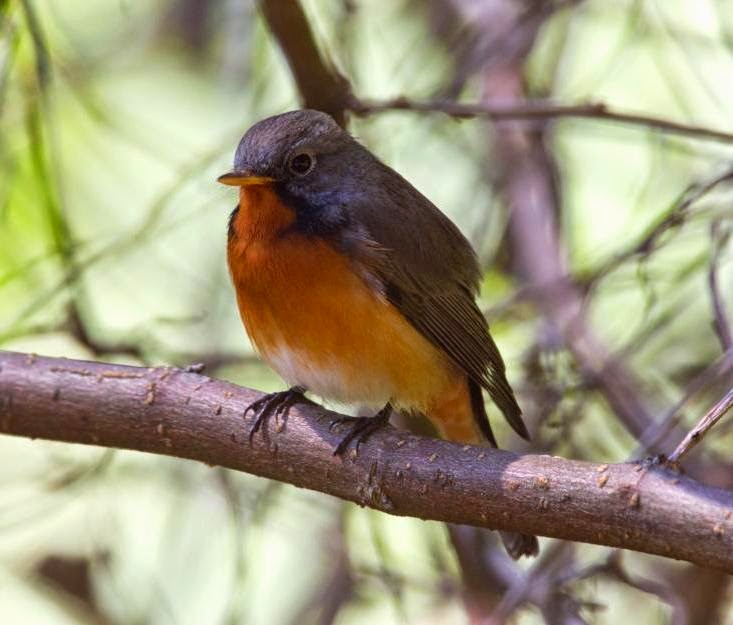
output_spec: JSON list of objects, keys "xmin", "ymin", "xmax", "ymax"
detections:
[
  {"xmin": 582, "ymin": 167, "xmax": 733, "ymax": 286},
  {"xmin": 351, "ymin": 97, "xmax": 733, "ymax": 145},
  {"xmin": 484, "ymin": 542, "xmax": 579, "ymax": 625},
  {"xmin": 566, "ymin": 552, "xmax": 687, "ymax": 624},
  {"xmin": 19, "ymin": 0, "xmax": 51, "ymax": 89},
  {"xmin": 637, "ymin": 348, "xmax": 733, "ymax": 455},
  {"xmin": 668, "ymin": 389, "xmax": 733, "ymax": 465},
  {"xmin": 484, "ymin": 166, "xmax": 733, "ymax": 313},
  {"xmin": 708, "ymin": 220, "xmax": 733, "ymax": 351},
  {"xmin": 1, "ymin": 351, "xmax": 733, "ymax": 572}
]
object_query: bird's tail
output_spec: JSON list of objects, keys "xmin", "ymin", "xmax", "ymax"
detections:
[{"xmin": 427, "ymin": 376, "xmax": 539, "ymax": 560}]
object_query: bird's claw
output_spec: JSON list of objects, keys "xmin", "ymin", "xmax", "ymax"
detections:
[
  {"xmin": 245, "ymin": 386, "xmax": 305, "ymax": 444},
  {"xmin": 330, "ymin": 404, "xmax": 392, "ymax": 456}
]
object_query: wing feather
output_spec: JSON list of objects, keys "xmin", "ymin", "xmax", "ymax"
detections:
[{"xmin": 343, "ymin": 160, "xmax": 529, "ymax": 440}]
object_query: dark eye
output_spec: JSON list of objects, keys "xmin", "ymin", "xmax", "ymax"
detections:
[{"xmin": 288, "ymin": 151, "xmax": 316, "ymax": 176}]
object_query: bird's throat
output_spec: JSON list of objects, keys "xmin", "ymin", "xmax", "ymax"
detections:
[{"xmin": 230, "ymin": 185, "xmax": 296, "ymax": 243}]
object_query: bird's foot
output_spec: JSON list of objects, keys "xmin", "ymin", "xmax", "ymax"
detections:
[
  {"xmin": 245, "ymin": 386, "xmax": 306, "ymax": 444},
  {"xmin": 330, "ymin": 403, "xmax": 392, "ymax": 456}
]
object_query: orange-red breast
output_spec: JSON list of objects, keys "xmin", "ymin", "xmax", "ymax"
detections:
[{"xmin": 218, "ymin": 110, "xmax": 537, "ymax": 558}]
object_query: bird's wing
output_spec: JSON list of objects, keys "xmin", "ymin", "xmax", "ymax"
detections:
[{"xmin": 344, "ymin": 163, "xmax": 528, "ymax": 440}]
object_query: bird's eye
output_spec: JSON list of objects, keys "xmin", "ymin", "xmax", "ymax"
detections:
[{"xmin": 288, "ymin": 151, "xmax": 316, "ymax": 176}]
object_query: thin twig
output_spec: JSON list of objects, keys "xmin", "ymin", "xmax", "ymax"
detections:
[
  {"xmin": 484, "ymin": 542, "xmax": 577, "ymax": 625},
  {"xmin": 351, "ymin": 96, "xmax": 733, "ymax": 144},
  {"xmin": 637, "ymin": 348, "xmax": 733, "ymax": 454},
  {"xmin": 708, "ymin": 220, "xmax": 733, "ymax": 351},
  {"xmin": 668, "ymin": 389, "xmax": 733, "ymax": 464},
  {"xmin": 19, "ymin": 0, "xmax": 51, "ymax": 89},
  {"xmin": 564, "ymin": 551, "xmax": 687, "ymax": 624},
  {"xmin": 582, "ymin": 167, "xmax": 733, "ymax": 286}
]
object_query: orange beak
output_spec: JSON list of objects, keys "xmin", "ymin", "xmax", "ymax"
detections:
[{"xmin": 217, "ymin": 171, "xmax": 275, "ymax": 187}]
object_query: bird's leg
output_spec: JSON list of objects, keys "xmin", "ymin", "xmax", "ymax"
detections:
[
  {"xmin": 245, "ymin": 386, "xmax": 307, "ymax": 444},
  {"xmin": 330, "ymin": 403, "xmax": 393, "ymax": 456}
]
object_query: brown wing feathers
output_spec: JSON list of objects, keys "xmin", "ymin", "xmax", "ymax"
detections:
[
  {"xmin": 348, "ymin": 161, "xmax": 529, "ymax": 442},
  {"xmin": 384, "ymin": 267, "xmax": 528, "ymax": 441}
]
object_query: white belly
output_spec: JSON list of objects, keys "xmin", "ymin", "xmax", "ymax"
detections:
[{"xmin": 263, "ymin": 344, "xmax": 395, "ymax": 407}]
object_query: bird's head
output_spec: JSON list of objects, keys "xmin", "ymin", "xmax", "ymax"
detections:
[{"xmin": 218, "ymin": 110, "xmax": 374, "ymax": 232}]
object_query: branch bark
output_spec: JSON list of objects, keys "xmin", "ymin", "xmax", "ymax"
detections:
[
  {"xmin": 351, "ymin": 97, "xmax": 733, "ymax": 145},
  {"xmin": 1, "ymin": 351, "xmax": 732, "ymax": 572}
]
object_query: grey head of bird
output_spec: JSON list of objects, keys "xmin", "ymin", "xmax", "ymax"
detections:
[{"xmin": 218, "ymin": 109, "xmax": 381, "ymax": 233}]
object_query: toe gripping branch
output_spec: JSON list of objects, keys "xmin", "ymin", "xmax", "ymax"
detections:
[
  {"xmin": 244, "ymin": 386, "xmax": 306, "ymax": 443},
  {"xmin": 330, "ymin": 403, "xmax": 393, "ymax": 456}
]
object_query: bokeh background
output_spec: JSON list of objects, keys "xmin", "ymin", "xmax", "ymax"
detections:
[{"xmin": 1, "ymin": 0, "xmax": 732, "ymax": 623}]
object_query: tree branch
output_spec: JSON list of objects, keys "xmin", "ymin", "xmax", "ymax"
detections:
[
  {"xmin": 260, "ymin": 0, "xmax": 733, "ymax": 148},
  {"xmin": 708, "ymin": 219, "xmax": 733, "ymax": 352},
  {"xmin": 351, "ymin": 97, "xmax": 733, "ymax": 145},
  {"xmin": 258, "ymin": 0, "xmax": 352, "ymax": 127},
  {"xmin": 1, "ymin": 351, "xmax": 732, "ymax": 572},
  {"xmin": 668, "ymin": 390, "xmax": 733, "ymax": 465}
]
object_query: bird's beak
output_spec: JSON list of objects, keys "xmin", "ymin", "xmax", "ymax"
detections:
[{"xmin": 217, "ymin": 171, "xmax": 275, "ymax": 187}]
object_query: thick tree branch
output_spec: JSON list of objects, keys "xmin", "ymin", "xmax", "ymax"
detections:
[{"xmin": 1, "ymin": 351, "xmax": 732, "ymax": 572}]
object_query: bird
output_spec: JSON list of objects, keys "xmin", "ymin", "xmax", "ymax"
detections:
[{"xmin": 218, "ymin": 109, "xmax": 538, "ymax": 559}]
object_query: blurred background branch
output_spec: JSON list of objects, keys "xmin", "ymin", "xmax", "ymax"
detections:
[
  {"xmin": 259, "ymin": 0, "xmax": 352, "ymax": 126},
  {"xmin": 352, "ymin": 97, "xmax": 733, "ymax": 144}
]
